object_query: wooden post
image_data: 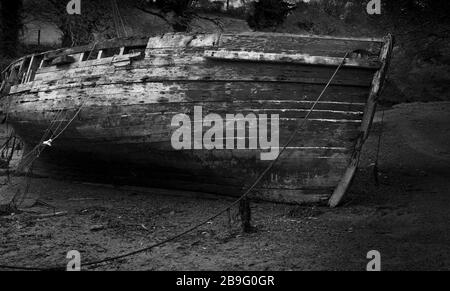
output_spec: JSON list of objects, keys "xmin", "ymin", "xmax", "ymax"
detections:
[
  {"xmin": 239, "ymin": 197, "xmax": 252, "ymax": 233},
  {"xmin": 17, "ymin": 60, "xmax": 26, "ymax": 84},
  {"xmin": 25, "ymin": 55, "xmax": 35, "ymax": 83},
  {"xmin": 37, "ymin": 30, "xmax": 41, "ymax": 46}
]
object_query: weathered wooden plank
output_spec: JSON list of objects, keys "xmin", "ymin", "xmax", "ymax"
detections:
[
  {"xmin": 11, "ymin": 115, "xmax": 360, "ymax": 150},
  {"xmin": 36, "ymin": 52, "xmax": 143, "ymax": 75},
  {"xmin": 24, "ymin": 143, "xmax": 351, "ymax": 190},
  {"xmin": 43, "ymin": 36, "xmax": 150, "ymax": 60},
  {"xmin": 31, "ymin": 61, "xmax": 375, "ymax": 91},
  {"xmin": 229, "ymin": 32, "xmax": 385, "ymax": 43},
  {"xmin": 32, "ymin": 45, "xmax": 377, "ymax": 87},
  {"xmin": 30, "ymin": 74, "xmax": 372, "ymax": 103},
  {"xmin": 219, "ymin": 33, "xmax": 383, "ymax": 58},
  {"xmin": 146, "ymin": 33, "xmax": 220, "ymax": 49},
  {"xmin": 23, "ymin": 154, "xmax": 334, "ymax": 204},
  {"xmin": 10, "ymin": 93, "xmax": 367, "ymax": 114},
  {"xmin": 37, "ymin": 32, "xmax": 383, "ymax": 65},
  {"xmin": 8, "ymin": 101, "xmax": 364, "ymax": 133},
  {"xmin": 38, "ymin": 46, "xmax": 211, "ymax": 76},
  {"xmin": 3, "ymin": 32, "xmax": 389, "ymax": 204},
  {"xmin": 9, "ymin": 87, "xmax": 366, "ymax": 110},
  {"xmin": 204, "ymin": 50, "xmax": 381, "ymax": 69},
  {"xmin": 329, "ymin": 35, "xmax": 394, "ymax": 207}
]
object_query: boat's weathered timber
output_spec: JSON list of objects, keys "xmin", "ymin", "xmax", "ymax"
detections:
[
  {"xmin": 204, "ymin": 50, "xmax": 381, "ymax": 69},
  {"xmin": 0, "ymin": 32, "xmax": 393, "ymax": 205},
  {"xmin": 329, "ymin": 34, "xmax": 394, "ymax": 207}
]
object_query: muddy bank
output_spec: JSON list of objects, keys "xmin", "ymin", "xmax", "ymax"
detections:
[{"xmin": 0, "ymin": 102, "xmax": 449, "ymax": 271}]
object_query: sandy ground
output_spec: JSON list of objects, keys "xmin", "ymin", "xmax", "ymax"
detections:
[{"xmin": 0, "ymin": 102, "xmax": 449, "ymax": 271}]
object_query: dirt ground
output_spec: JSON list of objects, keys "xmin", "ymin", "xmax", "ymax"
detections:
[{"xmin": 0, "ymin": 102, "xmax": 449, "ymax": 271}]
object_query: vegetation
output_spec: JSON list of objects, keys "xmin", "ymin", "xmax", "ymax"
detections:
[
  {"xmin": 0, "ymin": 0, "xmax": 448, "ymax": 102},
  {"xmin": 247, "ymin": 0, "xmax": 295, "ymax": 31},
  {"xmin": 0, "ymin": 0, "xmax": 23, "ymax": 58},
  {"xmin": 24, "ymin": 0, "xmax": 116, "ymax": 47}
]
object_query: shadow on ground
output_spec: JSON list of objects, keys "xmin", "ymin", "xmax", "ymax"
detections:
[{"xmin": 0, "ymin": 102, "xmax": 449, "ymax": 271}]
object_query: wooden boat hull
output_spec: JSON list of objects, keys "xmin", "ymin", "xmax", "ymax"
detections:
[{"xmin": 0, "ymin": 33, "xmax": 393, "ymax": 204}]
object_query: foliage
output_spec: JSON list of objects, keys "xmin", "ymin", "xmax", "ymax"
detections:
[
  {"xmin": 247, "ymin": 0, "xmax": 295, "ymax": 31},
  {"xmin": 24, "ymin": 0, "xmax": 116, "ymax": 47},
  {"xmin": 382, "ymin": 0, "xmax": 450, "ymax": 24},
  {"xmin": 0, "ymin": 0, "xmax": 23, "ymax": 57},
  {"xmin": 125, "ymin": 0, "xmax": 198, "ymax": 32}
]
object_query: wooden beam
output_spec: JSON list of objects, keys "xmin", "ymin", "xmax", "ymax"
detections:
[
  {"xmin": 25, "ymin": 55, "xmax": 36, "ymax": 83},
  {"xmin": 234, "ymin": 32, "xmax": 386, "ymax": 43},
  {"xmin": 24, "ymin": 55, "xmax": 34, "ymax": 83},
  {"xmin": 43, "ymin": 37, "xmax": 150, "ymax": 61},
  {"xmin": 204, "ymin": 50, "xmax": 381, "ymax": 69},
  {"xmin": 328, "ymin": 34, "xmax": 394, "ymax": 208}
]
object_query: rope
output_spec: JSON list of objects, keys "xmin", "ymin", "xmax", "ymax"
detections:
[
  {"xmin": 12, "ymin": 98, "xmax": 88, "ymax": 208},
  {"xmin": 0, "ymin": 52, "xmax": 350, "ymax": 271},
  {"xmin": 18, "ymin": 42, "xmax": 99, "ymax": 171},
  {"xmin": 5, "ymin": 42, "xmax": 100, "ymax": 210},
  {"xmin": 0, "ymin": 132, "xmax": 14, "ymax": 156},
  {"xmin": 0, "ymin": 132, "xmax": 15, "ymax": 185}
]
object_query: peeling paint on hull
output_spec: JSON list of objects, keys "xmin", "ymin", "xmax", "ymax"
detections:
[{"xmin": 0, "ymin": 33, "xmax": 394, "ymax": 205}]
